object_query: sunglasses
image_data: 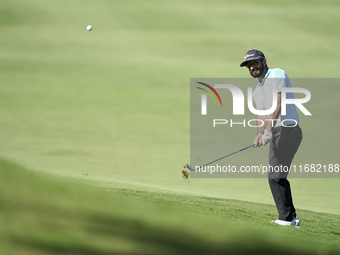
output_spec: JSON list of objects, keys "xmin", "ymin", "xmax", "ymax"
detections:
[{"xmin": 246, "ymin": 60, "xmax": 260, "ymax": 68}]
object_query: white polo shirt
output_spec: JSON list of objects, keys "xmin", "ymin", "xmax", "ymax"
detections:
[{"xmin": 252, "ymin": 68, "xmax": 299, "ymax": 127}]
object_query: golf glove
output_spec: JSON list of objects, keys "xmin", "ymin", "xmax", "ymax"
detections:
[{"xmin": 260, "ymin": 129, "xmax": 272, "ymax": 145}]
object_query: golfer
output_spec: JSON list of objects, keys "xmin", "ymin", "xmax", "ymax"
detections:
[{"xmin": 240, "ymin": 49, "xmax": 302, "ymax": 227}]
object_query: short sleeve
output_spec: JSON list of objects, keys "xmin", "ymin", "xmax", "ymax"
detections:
[{"xmin": 272, "ymin": 68, "xmax": 285, "ymax": 93}]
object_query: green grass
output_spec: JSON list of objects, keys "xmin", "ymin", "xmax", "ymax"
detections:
[
  {"xmin": 1, "ymin": 157, "xmax": 339, "ymax": 255},
  {"xmin": 0, "ymin": 0, "xmax": 340, "ymax": 254}
]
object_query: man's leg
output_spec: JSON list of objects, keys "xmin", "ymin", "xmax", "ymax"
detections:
[
  {"xmin": 268, "ymin": 177, "xmax": 296, "ymax": 221},
  {"xmin": 268, "ymin": 125, "xmax": 302, "ymax": 221}
]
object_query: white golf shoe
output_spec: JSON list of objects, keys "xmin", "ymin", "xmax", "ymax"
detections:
[{"xmin": 271, "ymin": 216, "xmax": 300, "ymax": 228}]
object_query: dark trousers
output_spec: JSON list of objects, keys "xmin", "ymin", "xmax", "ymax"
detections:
[{"xmin": 268, "ymin": 124, "xmax": 302, "ymax": 221}]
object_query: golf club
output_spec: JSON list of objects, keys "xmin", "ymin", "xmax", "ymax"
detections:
[{"xmin": 185, "ymin": 144, "xmax": 255, "ymax": 171}]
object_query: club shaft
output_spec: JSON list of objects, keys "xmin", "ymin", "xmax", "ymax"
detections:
[{"xmin": 198, "ymin": 144, "xmax": 255, "ymax": 169}]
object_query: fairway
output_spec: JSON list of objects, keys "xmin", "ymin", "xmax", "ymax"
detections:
[{"xmin": 1, "ymin": 0, "xmax": 340, "ymax": 254}]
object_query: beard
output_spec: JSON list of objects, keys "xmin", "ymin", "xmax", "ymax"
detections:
[{"xmin": 250, "ymin": 61, "xmax": 265, "ymax": 78}]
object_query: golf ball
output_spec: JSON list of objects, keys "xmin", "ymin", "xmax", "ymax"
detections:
[{"xmin": 87, "ymin": 25, "xmax": 92, "ymax": 31}]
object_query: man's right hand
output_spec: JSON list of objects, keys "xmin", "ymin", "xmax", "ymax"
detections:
[{"xmin": 254, "ymin": 132, "xmax": 263, "ymax": 148}]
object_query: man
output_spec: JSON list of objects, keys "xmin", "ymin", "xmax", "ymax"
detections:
[{"xmin": 240, "ymin": 49, "xmax": 302, "ymax": 227}]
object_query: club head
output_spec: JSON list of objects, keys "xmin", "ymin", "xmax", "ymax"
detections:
[{"xmin": 185, "ymin": 164, "xmax": 196, "ymax": 171}]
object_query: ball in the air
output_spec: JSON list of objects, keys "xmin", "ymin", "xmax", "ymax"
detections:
[{"xmin": 87, "ymin": 25, "xmax": 92, "ymax": 31}]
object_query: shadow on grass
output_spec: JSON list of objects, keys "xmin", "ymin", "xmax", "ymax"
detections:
[
  {"xmin": 12, "ymin": 212, "xmax": 314, "ymax": 255},
  {"xmin": 1, "ymin": 157, "xmax": 337, "ymax": 255}
]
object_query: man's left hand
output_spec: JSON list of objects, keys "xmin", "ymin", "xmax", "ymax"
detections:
[{"xmin": 259, "ymin": 129, "xmax": 273, "ymax": 146}]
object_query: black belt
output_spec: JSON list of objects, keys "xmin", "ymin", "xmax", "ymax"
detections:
[{"xmin": 272, "ymin": 124, "xmax": 299, "ymax": 136}]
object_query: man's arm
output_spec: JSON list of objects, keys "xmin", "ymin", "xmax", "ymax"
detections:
[
  {"xmin": 254, "ymin": 112, "xmax": 267, "ymax": 148},
  {"xmin": 265, "ymin": 93, "xmax": 281, "ymax": 132},
  {"xmin": 254, "ymin": 93, "xmax": 281, "ymax": 147}
]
